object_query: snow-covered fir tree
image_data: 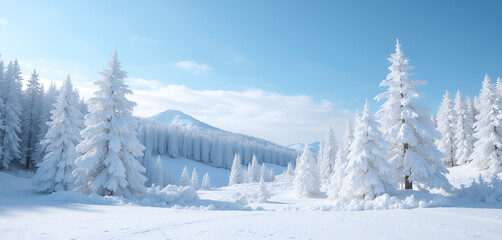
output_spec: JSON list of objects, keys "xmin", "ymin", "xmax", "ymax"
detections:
[
  {"xmin": 21, "ymin": 69, "xmax": 43, "ymax": 169},
  {"xmin": 72, "ymin": 51, "xmax": 146, "ymax": 196},
  {"xmin": 268, "ymin": 168, "xmax": 275, "ymax": 182},
  {"xmin": 1, "ymin": 61, "xmax": 23, "ymax": 169},
  {"xmin": 327, "ymin": 120, "xmax": 353, "ymax": 199},
  {"xmin": 374, "ymin": 39, "xmax": 450, "ymax": 191},
  {"xmin": 152, "ymin": 155, "xmax": 165, "ymax": 187},
  {"xmin": 454, "ymin": 91, "xmax": 474, "ymax": 165},
  {"xmin": 191, "ymin": 168, "xmax": 199, "ymax": 190},
  {"xmin": 0, "ymin": 57, "xmax": 6, "ymax": 167},
  {"xmin": 320, "ymin": 126, "xmax": 337, "ymax": 184},
  {"xmin": 34, "ymin": 81, "xmax": 59, "ymax": 164},
  {"xmin": 471, "ymin": 74, "xmax": 502, "ymax": 173},
  {"xmin": 466, "ymin": 97, "xmax": 477, "ymax": 131},
  {"xmin": 32, "ymin": 77, "xmax": 83, "ymax": 192},
  {"xmin": 339, "ymin": 101, "xmax": 396, "ymax": 200},
  {"xmin": 201, "ymin": 172, "xmax": 211, "ymax": 190},
  {"xmin": 436, "ymin": 90, "xmax": 457, "ymax": 167},
  {"xmin": 247, "ymin": 154, "xmax": 260, "ymax": 183},
  {"xmin": 180, "ymin": 166, "xmax": 190, "ymax": 187},
  {"xmin": 229, "ymin": 153, "xmax": 242, "ymax": 185},
  {"xmin": 257, "ymin": 174, "xmax": 270, "ymax": 203},
  {"xmin": 285, "ymin": 161, "xmax": 294, "ymax": 177},
  {"xmin": 294, "ymin": 145, "xmax": 320, "ymax": 197}
]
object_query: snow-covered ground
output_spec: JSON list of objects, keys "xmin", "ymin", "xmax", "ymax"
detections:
[{"xmin": 1, "ymin": 161, "xmax": 502, "ymax": 240}]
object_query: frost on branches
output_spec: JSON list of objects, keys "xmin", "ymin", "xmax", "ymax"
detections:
[
  {"xmin": 294, "ymin": 145, "xmax": 320, "ymax": 197},
  {"xmin": 72, "ymin": 50, "xmax": 147, "ymax": 197},
  {"xmin": 339, "ymin": 101, "xmax": 396, "ymax": 200},
  {"xmin": 374, "ymin": 39, "xmax": 450, "ymax": 191},
  {"xmin": 33, "ymin": 77, "xmax": 83, "ymax": 193},
  {"xmin": 436, "ymin": 90, "xmax": 457, "ymax": 167},
  {"xmin": 471, "ymin": 75, "xmax": 502, "ymax": 173}
]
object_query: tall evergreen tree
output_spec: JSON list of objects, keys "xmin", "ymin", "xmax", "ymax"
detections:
[
  {"xmin": 72, "ymin": 51, "xmax": 146, "ymax": 196},
  {"xmin": 1, "ymin": 61, "xmax": 23, "ymax": 169},
  {"xmin": 436, "ymin": 90, "xmax": 457, "ymax": 167},
  {"xmin": 327, "ymin": 120, "xmax": 353, "ymax": 199},
  {"xmin": 339, "ymin": 101, "xmax": 396, "ymax": 200},
  {"xmin": 180, "ymin": 166, "xmax": 190, "ymax": 186},
  {"xmin": 21, "ymin": 69, "xmax": 43, "ymax": 169},
  {"xmin": 294, "ymin": 145, "xmax": 320, "ymax": 197},
  {"xmin": 32, "ymin": 77, "xmax": 83, "ymax": 192},
  {"xmin": 34, "ymin": 81, "xmax": 59, "ymax": 164},
  {"xmin": 454, "ymin": 91, "xmax": 474, "ymax": 165},
  {"xmin": 374, "ymin": 39, "xmax": 450, "ymax": 191},
  {"xmin": 471, "ymin": 74, "xmax": 502, "ymax": 173},
  {"xmin": 247, "ymin": 154, "xmax": 260, "ymax": 183},
  {"xmin": 191, "ymin": 168, "xmax": 199, "ymax": 190},
  {"xmin": 229, "ymin": 153, "xmax": 242, "ymax": 186},
  {"xmin": 201, "ymin": 172, "xmax": 211, "ymax": 190},
  {"xmin": 320, "ymin": 126, "xmax": 337, "ymax": 184},
  {"xmin": 0, "ymin": 57, "xmax": 6, "ymax": 167}
]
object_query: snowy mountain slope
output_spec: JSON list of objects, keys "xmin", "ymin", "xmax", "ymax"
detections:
[
  {"xmin": 288, "ymin": 142, "xmax": 320, "ymax": 154},
  {"xmin": 1, "ymin": 167, "xmax": 502, "ymax": 239},
  {"xmin": 148, "ymin": 110, "xmax": 295, "ymax": 150},
  {"xmin": 149, "ymin": 109, "xmax": 219, "ymax": 131}
]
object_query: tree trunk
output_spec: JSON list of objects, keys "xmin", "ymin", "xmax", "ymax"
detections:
[
  {"xmin": 25, "ymin": 155, "xmax": 31, "ymax": 169},
  {"xmin": 404, "ymin": 175, "xmax": 412, "ymax": 189}
]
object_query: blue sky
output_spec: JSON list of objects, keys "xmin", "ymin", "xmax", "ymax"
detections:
[{"xmin": 0, "ymin": 0, "xmax": 501, "ymax": 145}]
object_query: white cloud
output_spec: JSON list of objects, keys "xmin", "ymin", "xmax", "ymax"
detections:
[
  {"xmin": 16, "ymin": 58, "xmax": 353, "ymax": 146},
  {"xmin": 130, "ymin": 84, "xmax": 353, "ymax": 146},
  {"xmin": 173, "ymin": 60, "xmax": 213, "ymax": 74},
  {"xmin": 131, "ymin": 36, "xmax": 161, "ymax": 44},
  {"xmin": 0, "ymin": 17, "xmax": 7, "ymax": 25}
]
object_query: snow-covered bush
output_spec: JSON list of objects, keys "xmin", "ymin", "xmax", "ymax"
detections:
[{"xmin": 455, "ymin": 174, "xmax": 502, "ymax": 202}]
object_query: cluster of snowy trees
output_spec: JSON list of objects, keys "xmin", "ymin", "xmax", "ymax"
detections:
[
  {"xmin": 228, "ymin": 153, "xmax": 276, "ymax": 186},
  {"xmin": 294, "ymin": 40, "xmax": 452, "ymax": 200},
  {"xmin": 137, "ymin": 120, "xmax": 297, "ymax": 171},
  {"xmin": 0, "ymin": 56, "xmax": 86, "ymax": 171},
  {"xmin": 147, "ymin": 155, "xmax": 211, "ymax": 190},
  {"xmin": 435, "ymin": 75, "xmax": 502, "ymax": 173}
]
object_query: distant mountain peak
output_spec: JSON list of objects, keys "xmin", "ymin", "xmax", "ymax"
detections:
[{"xmin": 149, "ymin": 109, "xmax": 219, "ymax": 130}]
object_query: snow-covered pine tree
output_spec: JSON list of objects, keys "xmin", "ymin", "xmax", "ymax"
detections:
[
  {"xmin": 34, "ymin": 81, "xmax": 59, "ymax": 164},
  {"xmin": 257, "ymin": 174, "xmax": 270, "ymax": 203},
  {"xmin": 471, "ymin": 75, "xmax": 502, "ymax": 173},
  {"xmin": 454, "ymin": 91, "xmax": 474, "ymax": 165},
  {"xmin": 72, "ymin": 51, "xmax": 147, "ymax": 196},
  {"xmin": 201, "ymin": 172, "xmax": 211, "ymax": 190},
  {"xmin": 152, "ymin": 155, "xmax": 165, "ymax": 187},
  {"xmin": 466, "ymin": 97, "xmax": 477, "ymax": 131},
  {"xmin": 285, "ymin": 161, "xmax": 294, "ymax": 177},
  {"xmin": 229, "ymin": 153, "xmax": 242, "ymax": 185},
  {"xmin": 320, "ymin": 126, "xmax": 337, "ymax": 184},
  {"xmin": 374, "ymin": 39, "xmax": 450, "ymax": 191},
  {"xmin": 1, "ymin": 61, "xmax": 23, "ymax": 169},
  {"xmin": 21, "ymin": 69, "xmax": 43, "ymax": 169},
  {"xmin": 268, "ymin": 168, "xmax": 275, "ymax": 182},
  {"xmin": 32, "ymin": 77, "xmax": 83, "ymax": 192},
  {"xmin": 294, "ymin": 145, "xmax": 320, "ymax": 197},
  {"xmin": 436, "ymin": 90, "xmax": 457, "ymax": 167},
  {"xmin": 317, "ymin": 141, "xmax": 324, "ymax": 171},
  {"xmin": 0, "ymin": 57, "xmax": 5, "ymax": 167},
  {"xmin": 180, "ymin": 166, "xmax": 190, "ymax": 186},
  {"xmin": 339, "ymin": 101, "xmax": 396, "ymax": 200},
  {"xmin": 248, "ymin": 154, "xmax": 260, "ymax": 183},
  {"xmin": 327, "ymin": 120, "xmax": 354, "ymax": 199},
  {"xmin": 191, "ymin": 168, "xmax": 199, "ymax": 190}
]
